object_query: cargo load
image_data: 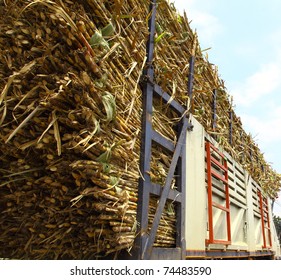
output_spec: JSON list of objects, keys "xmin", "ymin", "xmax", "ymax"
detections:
[{"xmin": 0, "ymin": 0, "xmax": 280, "ymax": 259}]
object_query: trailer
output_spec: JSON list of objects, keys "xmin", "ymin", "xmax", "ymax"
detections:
[
  {"xmin": 0, "ymin": 0, "xmax": 280, "ymax": 260},
  {"xmin": 125, "ymin": 0, "xmax": 281, "ymax": 260},
  {"xmin": 185, "ymin": 116, "xmax": 281, "ymax": 259},
  {"xmin": 127, "ymin": 90, "xmax": 281, "ymax": 260}
]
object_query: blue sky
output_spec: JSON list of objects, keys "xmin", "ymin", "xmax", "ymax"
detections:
[{"xmin": 173, "ymin": 0, "xmax": 281, "ymax": 216}]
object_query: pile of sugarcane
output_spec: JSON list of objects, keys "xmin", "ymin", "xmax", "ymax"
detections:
[
  {"xmin": 0, "ymin": 0, "xmax": 179, "ymax": 259},
  {"xmin": 0, "ymin": 0, "xmax": 280, "ymax": 259}
]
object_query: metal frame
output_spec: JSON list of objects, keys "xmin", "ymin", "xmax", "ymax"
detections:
[
  {"xmin": 205, "ymin": 141, "xmax": 231, "ymax": 245},
  {"xmin": 212, "ymin": 89, "xmax": 217, "ymax": 132},
  {"xmin": 258, "ymin": 191, "xmax": 272, "ymax": 248},
  {"xmin": 188, "ymin": 56, "xmax": 195, "ymax": 113},
  {"xmin": 186, "ymin": 249, "xmax": 274, "ymax": 259},
  {"xmin": 229, "ymin": 110, "xmax": 233, "ymax": 145},
  {"xmin": 134, "ymin": 0, "xmax": 193, "ymax": 260}
]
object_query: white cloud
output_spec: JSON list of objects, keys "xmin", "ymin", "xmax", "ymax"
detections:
[
  {"xmin": 230, "ymin": 26, "xmax": 281, "ymax": 108},
  {"xmin": 173, "ymin": 0, "xmax": 223, "ymax": 47},
  {"xmin": 189, "ymin": 11, "xmax": 223, "ymax": 46},
  {"xmin": 234, "ymin": 43, "xmax": 259, "ymax": 58},
  {"xmin": 230, "ymin": 62, "xmax": 281, "ymax": 107},
  {"xmin": 234, "ymin": 102, "xmax": 281, "ymax": 174},
  {"xmin": 268, "ymin": 28, "xmax": 281, "ymax": 60},
  {"xmin": 273, "ymin": 191, "xmax": 281, "ymax": 216},
  {"xmin": 229, "ymin": 29, "xmax": 281, "ymax": 164},
  {"xmin": 240, "ymin": 111, "xmax": 281, "ymax": 145}
]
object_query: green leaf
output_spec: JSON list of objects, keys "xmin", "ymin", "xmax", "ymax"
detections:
[
  {"xmin": 89, "ymin": 31, "xmax": 103, "ymax": 46},
  {"xmin": 101, "ymin": 162, "xmax": 111, "ymax": 173},
  {"xmin": 101, "ymin": 91, "xmax": 116, "ymax": 122},
  {"xmin": 101, "ymin": 23, "xmax": 115, "ymax": 37},
  {"xmin": 97, "ymin": 150, "xmax": 112, "ymax": 163},
  {"xmin": 155, "ymin": 32, "xmax": 168, "ymax": 44},
  {"xmin": 109, "ymin": 176, "xmax": 119, "ymax": 186},
  {"xmin": 155, "ymin": 22, "xmax": 163, "ymax": 34},
  {"xmin": 89, "ymin": 30, "xmax": 109, "ymax": 50}
]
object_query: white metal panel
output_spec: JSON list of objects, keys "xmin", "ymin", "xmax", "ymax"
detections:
[
  {"xmin": 270, "ymin": 205, "xmax": 281, "ymax": 257},
  {"xmin": 185, "ymin": 116, "xmax": 206, "ymax": 251},
  {"xmin": 267, "ymin": 197, "xmax": 280, "ymax": 255},
  {"xmin": 245, "ymin": 174, "xmax": 258, "ymax": 252},
  {"xmin": 226, "ymin": 152, "xmax": 248, "ymax": 249},
  {"xmin": 185, "ymin": 115, "xmax": 280, "ymax": 258},
  {"xmin": 251, "ymin": 179, "xmax": 264, "ymax": 250}
]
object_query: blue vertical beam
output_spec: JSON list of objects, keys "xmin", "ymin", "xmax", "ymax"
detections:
[
  {"xmin": 135, "ymin": 0, "xmax": 189, "ymax": 260},
  {"xmin": 212, "ymin": 89, "xmax": 217, "ymax": 135},
  {"xmin": 249, "ymin": 144, "xmax": 253, "ymax": 173},
  {"xmin": 229, "ymin": 110, "xmax": 233, "ymax": 145},
  {"xmin": 176, "ymin": 120, "xmax": 187, "ymax": 260},
  {"xmin": 187, "ymin": 56, "xmax": 195, "ymax": 112},
  {"xmin": 135, "ymin": 0, "xmax": 157, "ymax": 260},
  {"xmin": 240, "ymin": 131, "xmax": 245, "ymax": 163}
]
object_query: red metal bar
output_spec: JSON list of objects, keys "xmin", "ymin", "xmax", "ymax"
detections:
[
  {"xmin": 208, "ymin": 240, "xmax": 231, "ymax": 245},
  {"xmin": 212, "ymin": 202, "xmax": 230, "ymax": 212},
  {"xmin": 205, "ymin": 237, "xmax": 232, "ymax": 245},
  {"xmin": 211, "ymin": 170, "xmax": 228, "ymax": 184},
  {"xmin": 210, "ymin": 156, "xmax": 228, "ymax": 172},
  {"xmin": 205, "ymin": 141, "xmax": 231, "ymax": 245},
  {"xmin": 264, "ymin": 197, "xmax": 272, "ymax": 247},
  {"xmin": 258, "ymin": 191, "xmax": 272, "ymax": 248},
  {"xmin": 208, "ymin": 141, "xmax": 225, "ymax": 159}
]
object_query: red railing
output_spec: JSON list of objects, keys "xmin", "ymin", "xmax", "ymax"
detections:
[
  {"xmin": 258, "ymin": 191, "xmax": 272, "ymax": 248},
  {"xmin": 205, "ymin": 141, "xmax": 231, "ymax": 245}
]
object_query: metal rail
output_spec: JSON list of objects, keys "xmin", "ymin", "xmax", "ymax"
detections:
[
  {"xmin": 229, "ymin": 110, "xmax": 233, "ymax": 145},
  {"xmin": 205, "ymin": 141, "xmax": 231, "ymax": 245},
  {"xmin": 212, "ymin": 89, "xmax": 217, "ymax": 132},
  {"xmin": 135, "ymin": 0, "xmax": 194, "ymax": 260},
  {"xmin": 258, "ymin": 191, "xmax": 272, "ymax": 249}
]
